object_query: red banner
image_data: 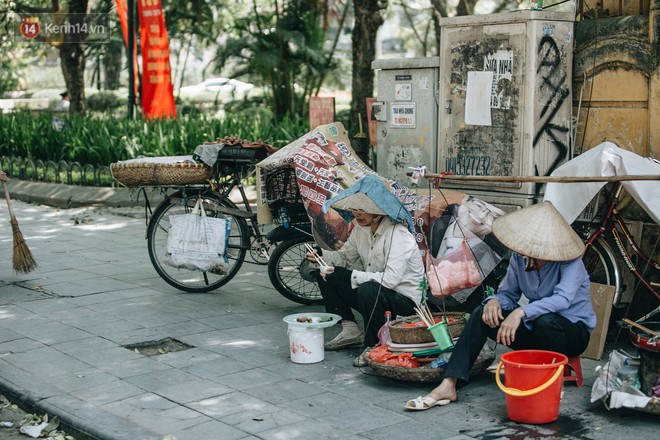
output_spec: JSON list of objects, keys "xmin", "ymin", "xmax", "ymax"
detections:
[
  {"xmin": 114, "ymin": 0, "xmax": 139, "ymax": 96},
  {"xmin": 137, "ymin": 0, "xmax": 176, "ymax": 119}
]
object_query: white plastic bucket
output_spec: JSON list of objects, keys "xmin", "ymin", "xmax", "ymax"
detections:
[{"xmin": 288, "ymin": 325, "xmax": 324, "ymax": 364}]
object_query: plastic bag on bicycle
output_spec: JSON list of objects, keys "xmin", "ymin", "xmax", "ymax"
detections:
[{"xmin": 165, "ymin": 199, "xmax": 231, "ymax": 273}]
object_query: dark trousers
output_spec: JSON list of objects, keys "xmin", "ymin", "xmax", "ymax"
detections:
[
  {"xmin": 444, "ymin": 304, "xmax": 591, "ymax": 384},
  {"xmin": 318, "ymin": 277, "xmax": 417, "ymax": 347}
]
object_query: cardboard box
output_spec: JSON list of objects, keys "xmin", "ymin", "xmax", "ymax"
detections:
[{"xmin": 582, "ymin": 283, "xmax": 616, "ymax": 360}]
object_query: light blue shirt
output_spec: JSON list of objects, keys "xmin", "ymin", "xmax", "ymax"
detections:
[{"xmin": 485, "ymin": 252, "xmax": 596, "ymax": 331}]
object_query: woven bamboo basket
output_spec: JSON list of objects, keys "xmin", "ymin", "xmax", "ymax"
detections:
[
  {"xmin": 388, "ymin": 312, "xmax": 467, "ymax": 345},
  {"xmin": 111, "ymin": 161, "xmax": 212, "ymax": 187},
  {"xmin": 365, "ymin": 346, "xmax": 494, "ymax": 382}
]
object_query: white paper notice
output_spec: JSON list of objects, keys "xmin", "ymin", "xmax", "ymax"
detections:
[{"xmin": 465, "ymin": 71, "xmax": 493, "ymax": 126}]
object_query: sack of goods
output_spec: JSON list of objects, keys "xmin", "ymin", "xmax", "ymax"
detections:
[
  {"xmin": 165, "ymin": 199, "xmax": 231, "ymax": 273},
  {"xmin": 425, "ymin": 240, "xmax": 483, "ymax": 298}
]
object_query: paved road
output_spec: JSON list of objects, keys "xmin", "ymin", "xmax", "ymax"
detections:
[{"xmin": 0, "ymin": 186, "xmax": 657, "ymax": 439}]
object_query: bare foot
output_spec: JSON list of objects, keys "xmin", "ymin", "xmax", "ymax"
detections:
[{"xmin": 427, "ymin": 377, "xmax": 458, "ymax": 402}]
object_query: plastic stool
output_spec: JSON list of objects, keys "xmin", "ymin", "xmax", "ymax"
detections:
[{"xmin": 563, "ymin": 356, "xmax": 584, "ymax": 387}]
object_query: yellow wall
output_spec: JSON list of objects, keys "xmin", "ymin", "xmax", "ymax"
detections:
[
  {"xmin": 600, "ymin": 0, "xmax": 650, "ymax": 16},
  {"xmin": 573, "ymin": 69, "xmax": 650, "ymax": 157}
]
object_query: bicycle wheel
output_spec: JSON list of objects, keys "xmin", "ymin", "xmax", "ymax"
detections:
[
  {"xmin": 268, "ymin": 236, "xmax": 323, "ymax": 305},
  {"xmin": 583, "ymin": 237, "xmax": 621, "ymax": 302},
  {"xmin": 147, "ymin": 192, "xmax": 249, "ymax": 293}
]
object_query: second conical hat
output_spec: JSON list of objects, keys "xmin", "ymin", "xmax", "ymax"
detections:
[{"xmin": 491, "ymin": 201, "xmax": 585, "ymax": 261}]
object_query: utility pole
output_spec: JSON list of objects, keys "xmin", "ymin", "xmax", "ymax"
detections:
[{"xmin": 127, "ymin": 0, "xmax": 135, "ymax": 119}]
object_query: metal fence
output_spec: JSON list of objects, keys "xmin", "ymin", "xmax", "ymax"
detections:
[{"xmin": 0, "ymin": 156, "xmax": 113, "ymax": 187}]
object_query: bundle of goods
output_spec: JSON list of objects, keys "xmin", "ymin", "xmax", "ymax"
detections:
[
  {"xmin": 591, "ymin": 346, "xmax": 660, "ymax": 415},
  {"xmin": 194, "ymin": 137, "xmax": 277, "ymax": 175},
  {"xmin": 111, "ymin": 156, "xmax": 212, "ymax": 187},
  {"xmin": 264, "ymin": 167, "xmax": 309, "ymax": 225},
  {"xmin": 365, "ymin": 342, "xmax": 495, "ymax": 383}
]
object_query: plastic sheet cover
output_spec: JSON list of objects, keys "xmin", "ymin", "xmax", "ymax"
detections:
[{"xmin": 544, "ymin": 142, "xmax": 660, "ymax": 224}]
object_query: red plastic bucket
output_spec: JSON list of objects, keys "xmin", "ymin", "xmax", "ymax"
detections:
[{"xmin": 495, "ymin": 350, "xmax": 567, "ymax": 424}]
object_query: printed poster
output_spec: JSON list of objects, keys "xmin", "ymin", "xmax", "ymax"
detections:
[{"xmin": 484, "ymin": 50, "xmax": 513, "ymax": 109}]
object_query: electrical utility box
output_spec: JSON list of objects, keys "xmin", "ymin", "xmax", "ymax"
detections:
[
  {"xmin": 436, "ymin": 11, "xmax": 575, "ymax": 207},
  {"xmin": 371, "ymin": 57, "xmax": 439, "ymax": 184}
]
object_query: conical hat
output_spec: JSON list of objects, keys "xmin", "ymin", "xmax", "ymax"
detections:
[
  {"xmin": 329, "ymin": 192, "xmax": 386, "ymax": 216},
  {"xmin": 492, "ymin": 201, "xmax": 585, "ymax": 261}
]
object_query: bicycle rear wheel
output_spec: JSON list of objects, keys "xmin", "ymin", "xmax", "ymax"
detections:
[
  {"xmin": 583, "ymin": 237, "xmax": 622, "ymax": 303},
  {"xmin": 147, "ymin": 192, "xmax": 249, "ymax": 293},
  {"xmin": 268, "ymin": 236, "xmax": 323, "ymax": 305}
]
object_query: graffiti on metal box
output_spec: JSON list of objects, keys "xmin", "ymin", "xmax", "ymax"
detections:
[
  {"xmin": 534, "ymin": 34, "xmax": 570, "ymax": 181},
  {"xmin": 445, "ymin": 156, "xmax": 491, "ymax": 176}
]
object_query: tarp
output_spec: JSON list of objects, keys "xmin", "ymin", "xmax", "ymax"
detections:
[
  {"xmin": 322, "ymin": 175, "xmax": 416, "ymax": 235},
  {"xmin": 544, "ymin": 142, "xmax": 660, "ymax": 224}
]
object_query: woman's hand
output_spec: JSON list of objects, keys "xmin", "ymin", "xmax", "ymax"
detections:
[
  {"xmin": 482, "ymin": 299, "xmax": 503, "ymax": 328},
  {"xmin": 305, "ymin": 251, "xmax": 319, "ymax": 263},
  {"xmin": 496, "ymin": 308, "xmax": 525, "ymax": 346},
  {"xmin": 325, "ymin": 266, "xmax": 351, "ymax": 284}
]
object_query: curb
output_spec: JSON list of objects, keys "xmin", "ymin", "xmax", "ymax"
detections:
[
  {"xmin": 4, "ymin": 180, "xmax": 145, "ymax": 210},
  {"xmin": 0, "ymin": 361, "xmax": 162, "ymax": 440},
  {"xmin": 4, "ymin": 179, "xmax": 258, "ymax": 211}
]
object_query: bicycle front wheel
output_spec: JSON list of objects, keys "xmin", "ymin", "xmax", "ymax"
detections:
[
  {"xmin": 268, "ymin": 236, "xmax": 323, "ymax": 305},
  {"xmin": 147, "ymin": 193, "xmax": 249, "ymax": 293}
]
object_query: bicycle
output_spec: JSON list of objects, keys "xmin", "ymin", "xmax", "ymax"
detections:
[
  {"xmin": 573, "ymin": 182, "xmax": 659, "ymax": 315},
  {"xmin": 262, "ymin": 167, "xmax": 323, "ymax": 305},
  {"xmin": 143, "ymin": 145, "xmax": 319, "ymax": 305}
]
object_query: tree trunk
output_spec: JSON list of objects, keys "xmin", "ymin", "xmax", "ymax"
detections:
[
  {"xmin": 430, "ymin": 0, "xmax": 448, "ymax": 55},
  {"xmin": 351, "ymin": 0, "xmax": 384, "ymax": 136},
  {"xmin": 456, "ymin": 0, "xmax": 478, "ymax": 17},
  {"xmin": 103, "ymin": 44, "xmax": 122, "ymax": 90},
  {"xmin": 59, "ymin": 0, "xmax": 88, "ymax": 114}
]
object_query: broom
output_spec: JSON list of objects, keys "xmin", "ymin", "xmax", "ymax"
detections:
[{"xmin": 2, "ymin": 181, "xmax": 37, "ymax": 273}]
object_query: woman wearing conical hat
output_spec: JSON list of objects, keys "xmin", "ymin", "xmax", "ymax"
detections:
[{"xmin": 405, "ymin": 201, "xmax": 596, "ymax": 411}]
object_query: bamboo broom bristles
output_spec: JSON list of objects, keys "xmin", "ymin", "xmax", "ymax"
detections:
[{"xmin": 2, "ymin": 182, "xmax": 37, "ymax": 273}]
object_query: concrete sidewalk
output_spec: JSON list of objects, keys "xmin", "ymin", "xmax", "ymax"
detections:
[{"xmin": 0, "ymin": 184, "xmax": 657, "ymax": 440}]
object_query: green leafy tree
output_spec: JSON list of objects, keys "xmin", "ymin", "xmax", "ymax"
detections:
[
  {"xmin": 217, "ymin": 0, "xmax": 338, "ymax": 121},
  {"xmin": 0, "ymin": 53, "xmax": 26, "ymax": 94},
  {"xmin": 57, "ymin": 0, "xmax": 88, "ymax": 114},
  {"xmin": 7, "ymin": 0, "xmax": 88, "ymax": 113},
  {"xmin": 86, "ymin": 0, "xmax": 123, "ymax": 90},
  {"xmin": 163, "ymin": 0, "xmax": 229, "ymax": 94}
]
